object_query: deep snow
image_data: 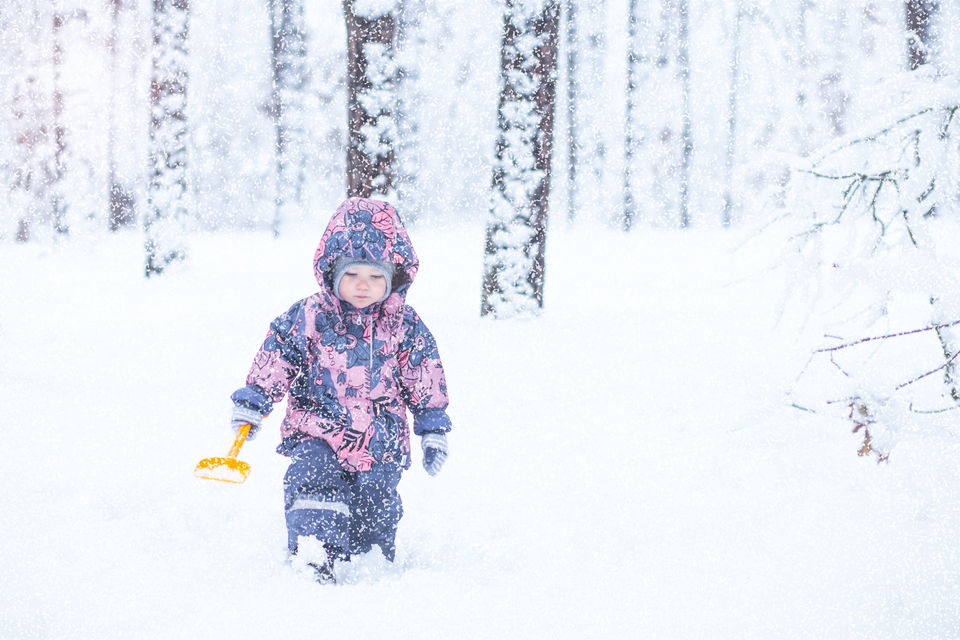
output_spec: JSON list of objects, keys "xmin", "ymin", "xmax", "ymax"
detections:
[{"xmin": 2, "ymin": 222, "xmax": 959, "ymax": 639}]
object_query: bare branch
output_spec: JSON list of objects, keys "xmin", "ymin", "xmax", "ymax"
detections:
[
  {"xmin": 895, "ymin": 349, "xmax": 960, "ymax": 391},
  {"xmin": 815, "ymin": 319, "xmax": 960, "ymax": 353}
]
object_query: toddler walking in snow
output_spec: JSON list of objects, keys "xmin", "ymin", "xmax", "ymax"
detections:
[{"xmin": 229, "ymin": 197, "xmax": 452, "ymax": 583}]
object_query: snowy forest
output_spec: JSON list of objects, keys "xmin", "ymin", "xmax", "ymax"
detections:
[{"xmin": 3, "ymin": 0, "xmax": 960, "ymax": 638}]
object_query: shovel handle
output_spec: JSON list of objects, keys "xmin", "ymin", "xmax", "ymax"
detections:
[{"xmin": 227, "ymin": 423, "xmax": 251, "ymax": 459}]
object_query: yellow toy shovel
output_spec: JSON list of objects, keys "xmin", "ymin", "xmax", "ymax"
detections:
[{"xmin": 194, "ymin": 424, "xmax": 252, "ymax": 484}]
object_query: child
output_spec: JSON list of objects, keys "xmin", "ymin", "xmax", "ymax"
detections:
[{"xmin": 229, "ymin": 197, "xmax": 451, "ymax": 583}]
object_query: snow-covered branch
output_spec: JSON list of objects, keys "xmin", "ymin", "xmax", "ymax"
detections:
[{"xmin": 780, "ymin": 72, "xmax": 960, "ymax": 460}]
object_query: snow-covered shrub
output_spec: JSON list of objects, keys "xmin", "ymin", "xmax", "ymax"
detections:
[{"xmin": 774, "ymin": 70, "xmax": 960, "ymax": 460}]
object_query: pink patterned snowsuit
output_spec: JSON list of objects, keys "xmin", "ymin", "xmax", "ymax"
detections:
[{"xmin": 231, "ymin": 197, "xmax": 451, "ymax": 557}]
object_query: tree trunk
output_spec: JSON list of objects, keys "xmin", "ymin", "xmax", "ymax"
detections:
[
  {"xmin": 9, "ymin": 3, "xmax": 54, "ymax": 243},
  {"xmin": 564, "ymin": 0, "xmax": 577, "ymax": 223},
  {"xmin": 343, "ymin": 0, "xmax": 398, "ymax": 200},
  {"xmin": 107, "ymin": 0, "xmax": 136, "ymax": 232},
  {"xmin": 481, "ymin": 0, "xmax": 559, "ymax": 318},
  {"xmin": 145, "ymin": 0, "xmax": 190, "ymax": 277},
  {"xmin": 676, "ymin": 0, "xmax": 691, "ymax": 228},
  {"xmin": 578, "ymin": 0, "xmax": 608, "ymax": 219},
  {"xmin": 51, "ymin": 7, "xmax": 67, "ymax": 235},
  {"xmin": 395, "ymin": 0, "xmax": 427, "ymax": 223},
  {"xmin": 906, "ymin": 0, "xmax": 938, "ymax": 69},
  {"xmin": 269, "ymin": 0, "xmax": 307, "ymax": 237},
  {"xmin": 722, "ymin": 1, "xmax": 744, "ymax": 226},
  {"xmin": 622, "ymin": 0, "xmax": 638, "ymax": 231}
]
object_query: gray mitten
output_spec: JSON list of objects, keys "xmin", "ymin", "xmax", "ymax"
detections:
[
  {"xmin": 421, "ymin": 431, "xmax": 448, "ymax": 476},
  {"xmin": 231, "ymin": 405, "xmax": 263, "ymax": 441}
]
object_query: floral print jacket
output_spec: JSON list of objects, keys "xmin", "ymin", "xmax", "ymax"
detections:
[{"xmin": 231, "ymin": 197, "xmax": 451, "ymax": 472}]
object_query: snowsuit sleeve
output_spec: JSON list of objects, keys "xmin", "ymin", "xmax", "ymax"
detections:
[
  {"xmin": 397, "ymin": 307, "xmax": 452, "ymax": 435},
  {"xmin": 230, "ymin": 300, "xmax": 309, "ymax": 416}
]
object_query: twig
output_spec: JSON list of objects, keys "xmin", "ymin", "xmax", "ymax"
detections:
[
  {"xmin": 909, "ymin": 402, "xmax": 959, "ymax": 414},
  {"xmin": 895, "ymin": 349, "xmax": 960, "ymax": 391},
  {"xmin": 812, "ymin": 107, "xmax": 936, "ymax": 164},
  {"xmin": 814, "ymin": 319, "xmax": 960, "ymax": 353},
  {"xmin": 938, "ymin": 106, "xmax": 958, "ymax": 140}
]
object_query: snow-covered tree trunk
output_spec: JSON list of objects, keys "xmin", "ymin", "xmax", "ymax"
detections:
[
  {"xmin": 788, "ymin": 0, "xmax": 851, "ymax": 154},
  {"xmin": 395, "ymin": 0, "xmax": 427, "ymax": 223},
  {"xmin": 9, "ymin": 2, "xmax": 56, "ymax": 243},
  {"xmin": 622, "ymin": 0, "xmax": 640, "ymax": 231},
  {"xmin": 624, "ymin": 0, "xmax": 687, "ymax": 228},
  {"xmin": 268, "ymin": 0, "xmax": 308, "ymax": 237},
  {"xmin": 626, "ymin": 0, "xmax": 687, "ymax": 229},
  {"xmin": 563, "ymin": 0, "xmax": 577, "ymax": 223},
  {"xmin": 343, "ymin": 0, "xmax": 399, "ymax": 200},
  {"xmin": 145, "ymin": 0, "xmax": 190, "ymax": 277},
  {"xmin": 481, "ymin": 0, "xmax": 559, "ymax": 318},
  {"xmin": 818, "ymin": 5, "xmax": 848, "ymax": 139},
  {"xmin": 576, "ymin": 0, "xmax": 607, "ymax": 218},
  {"xmin": 10, "ymin": 76, "xmax": 55, "ymax": 243},
  {"xmin": 107, "ymin": 0, "xmax": 137, "ymax": 232},
  {"xmin": 790, "ymin": 0, "xmax": 817, "ymax": 157},
  {"xmin": 50, "ymin": 6, "xmax": 67, "ymax": 235},
  {"xmin": 675, "ymin": 0, "xmax": 691, "ymax": 228},
  {"xmin": 722, "ymin": 1, "xmax": 744, "ymax": 226},
  {"xmin": 905, "ymin": 0, "xmax": 938, "ymax": 70}
]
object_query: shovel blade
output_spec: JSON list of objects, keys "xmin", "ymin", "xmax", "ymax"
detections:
[{"xmin": 194, "ymin": 456, "xmax": 251, "ymax": 484}]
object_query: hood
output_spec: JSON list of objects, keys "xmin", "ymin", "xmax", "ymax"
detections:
[{"xmin": 314, "ymin": 197, "xmax": 419, "ymax": 304}]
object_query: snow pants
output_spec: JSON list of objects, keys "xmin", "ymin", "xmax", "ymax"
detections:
[{"xmin": 282, "ymin": 438, "xmax": 403, "ymax": 561}]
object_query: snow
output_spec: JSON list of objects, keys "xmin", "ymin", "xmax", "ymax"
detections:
[{"xmin": 2, "ymin": 221, "xmax": 959, "ymax": 638}]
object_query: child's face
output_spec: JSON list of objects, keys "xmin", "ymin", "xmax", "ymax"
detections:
[{"xmin": 338, "ymin": 264, "xmax": 388, "ymax": 309}]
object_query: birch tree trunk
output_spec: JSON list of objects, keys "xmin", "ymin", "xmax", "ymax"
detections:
[
  {"xmin": 343, "ymin": 0, "xmax": 398, "ymax": 200},
  {"xmin": 144, "ymin": 0, "xmax": 189, "ymax": 277},
  {"xmin": 268, "ymin": 0, "xmax": 307, "ymax": 237},
  {"xmin": 481, "ymin": 0, "xmax": 559, "ymax": 318}
]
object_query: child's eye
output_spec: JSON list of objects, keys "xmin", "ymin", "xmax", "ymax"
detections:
[{"xmin": 371, "ymin": 275, "xmax": 384, "ymax": 280}]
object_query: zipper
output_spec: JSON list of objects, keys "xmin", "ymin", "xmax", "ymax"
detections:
[{"xmin": 367, "ymin": 314, "xmax": 372, "ymax": 387}]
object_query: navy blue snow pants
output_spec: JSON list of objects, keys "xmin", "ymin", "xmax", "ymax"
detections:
[{"xmin": 282, "ymin": 438, "xmax": 403, "ymax": 561}]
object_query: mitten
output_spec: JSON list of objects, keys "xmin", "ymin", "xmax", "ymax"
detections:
[
  {"xmin": 421, "ymin": 431, "xmax": 448, "ymax": 476},
  {"xmin": 231, "ymin": 404, "xmax": 264, "ymax": 441}
]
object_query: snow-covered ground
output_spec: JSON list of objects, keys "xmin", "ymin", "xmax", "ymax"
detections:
[{"xmin": 2, "ymin": 222, "xmax": 959, "ymax": 639}]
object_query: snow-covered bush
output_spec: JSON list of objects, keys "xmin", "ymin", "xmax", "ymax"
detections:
[{"xmin": 774, "ymin": 70, "xmax": 960, "ymax": 460}]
